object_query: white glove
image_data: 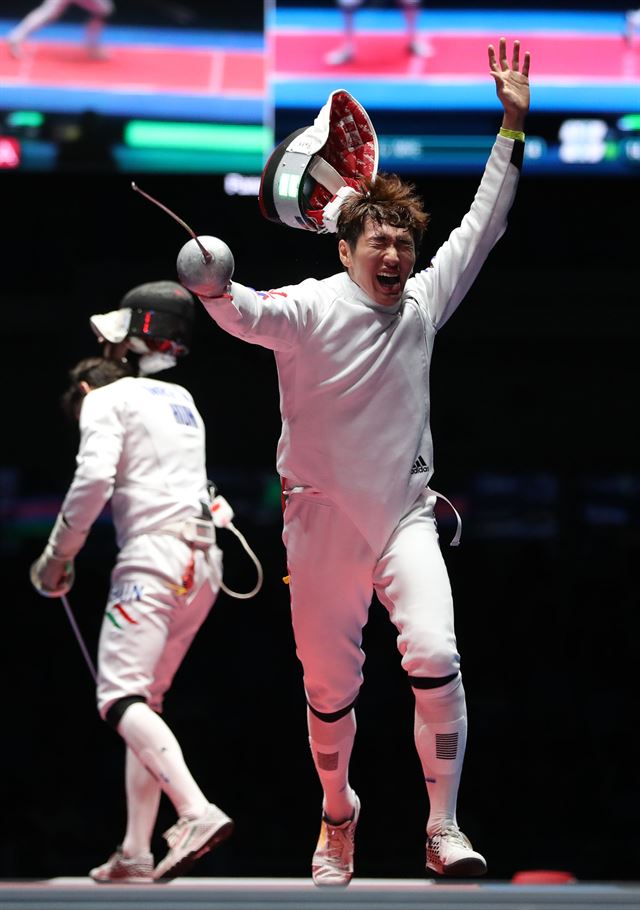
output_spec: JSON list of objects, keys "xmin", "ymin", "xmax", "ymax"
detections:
[
  {"xmin": 30, "ymin": 549, "xmax": 75, "ymax": 598},
  {"xmin": 30, "ymin": 511, "xmax": 85, "ymax": 597},
  {"xmin": 47, "ymin": 512, "xmax": 88, "ymax": 559},
  {"xmin": 211, "ymin": 495, "xmax": 234, "ymax": 529}
]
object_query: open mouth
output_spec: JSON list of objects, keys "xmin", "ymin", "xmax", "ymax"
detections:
[{"xmin": 376, "ymin": 273, "xmax": 400, "ymax": 288}]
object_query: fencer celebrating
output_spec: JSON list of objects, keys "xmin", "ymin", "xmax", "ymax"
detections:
[
  {"xmin": 31, "ymin": 282, "xmax": 234, "ymax": 883},
  {"xmin": 184, "ymin": 39, "xmax": 530, "ymax": 884},
  {"xmin": 7, "ymin": 0, "xmax": 114, "ymax": 59}
]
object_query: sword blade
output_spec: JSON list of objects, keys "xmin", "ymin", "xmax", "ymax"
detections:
[{"xmin": 60, "ymin": 593, "xmax": 98, "ymax": 683}]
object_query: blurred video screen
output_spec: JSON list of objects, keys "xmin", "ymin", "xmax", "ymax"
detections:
[
  {"xmin": 0, "ymin": 0, "xmax": 268, "ymax": 172},
  {"xmin": 2, "ymin": 2, "xmax": 638, "ymax": 176},
  {"xmin": 270, "ymin": 1, "xmax": 640, "ymax": 176}
]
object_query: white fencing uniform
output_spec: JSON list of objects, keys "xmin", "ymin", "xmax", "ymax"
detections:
[
  {"xmin": 55, "ymin": 375, "xmax": 221, "ymax": 718},
  {"xmin": 9, "ymin": 0, "xmax": 114, "ymax": 41},
  {"xmin": 201, "ymin": 135, "xmax": 521, "ymax": 714}
]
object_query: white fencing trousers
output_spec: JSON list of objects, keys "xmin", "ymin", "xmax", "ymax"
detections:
[
  {"xmin": 96, "ymin": 534, "xmax": 222, "ymax": 719},
  {"xmin": 283, "ymin": 488, "xmax": 460, "ymax": 717},
  {"xmin": 10, "ymin": 0, "xmax": 114, "ymax": 42}
]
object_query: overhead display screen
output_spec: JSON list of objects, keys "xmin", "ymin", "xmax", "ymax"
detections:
[
  {"xmin": 1, "ymin": 2, "xmax": 638, "ymax": 175},
  {"xmin": 0, "ymin": 1, "xmax": 268, "ymax": 172},
  {"xmin": 270, "ymin": 2, "xmax": 640, "ymax": 175}
]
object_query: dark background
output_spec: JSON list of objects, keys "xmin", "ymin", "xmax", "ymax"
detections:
[
  {"xmin": 1, "ymin": 0, "xmax": 264, "ymax": 30},
  {"xmin": 1, "ymin": 0, "xmax": 639, "ymax": 886},
  {"xmin": 1, "ymin": 155, "xmax": 638, "ymax": 884}
]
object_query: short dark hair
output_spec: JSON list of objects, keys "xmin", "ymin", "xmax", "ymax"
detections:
[
  {"xmin": 337, "ymin": 172, "xmax": 430, "ymax": 251},
  {"xmin": 61, "ymin": 357, "xmax": 133, "ymax": 421}
]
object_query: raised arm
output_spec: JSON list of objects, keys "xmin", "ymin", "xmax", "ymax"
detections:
[
  {"xmin": 488, "ymin": 36, "xmax": 531, "ymax": 133},
  {"xmin": 410, "ymin": 38, "xmax": 531, "ymax": 328}
]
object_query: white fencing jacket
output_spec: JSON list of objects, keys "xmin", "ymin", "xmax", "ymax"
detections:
[
  {"xmin": 202, "ymin": 135, "xmax": 522, "ymax": 556},
  {"xmin": 52, "ymin": 377, "xmax": 211, "ymax": 555}
]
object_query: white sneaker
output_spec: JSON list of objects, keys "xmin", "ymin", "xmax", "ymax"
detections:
[
  {"xmin": 8, "ymin": 38, "xmax": 22, "ymax": 60},
  {"xmin": 312, "ymin": 794, "xmax": 360, "ymax": 887},
  {"xmin": 153, "ymin": 803, "xmax": 234, "ymax": 881},
  {"xmin": 426, "ymin": 824, "xmax": 487, "ymax": 877},
  {"xmin": 89, "ymin": 848, "xmax": 153, "ymax": 883},
  {"xmin": 325, "ymin": 44, "xmax": 354, "ymax": 66},
  {"xmin": 626, "ymin": 9, "xmax": 640, "ymax": 43},
  {"xmin": 408, "ymin": 38, "xmax": 434, "ymax": 59}
]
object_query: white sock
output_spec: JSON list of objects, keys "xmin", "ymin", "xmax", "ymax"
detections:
[
  {"xmin": 85, "ymin": 16, "xmax": 105, "ymax": 50},
  {"xmin": 9, "ymin": 7, "xmax": 58, "ymax": 43},
  {"xmin": 343, "ymin": 10, "xmax": 355, "ymax": 44},
  {"xmin": 307, "ymin": 708, "xmax": 357, "ymax": 823},
  {"xmin": 120, "ymin": 747, "xmax": 161, "ymax": 858},
  {"xmin": 413, "ymin": 675, "xmax": 468, "ymax": 837},
  {"xmin": 403, "ymin": 6, "xmax": 418, "ymax": 43},
  {"xmin": 117, "ymin": 702, "xmax": 208, "ymax": 820}
]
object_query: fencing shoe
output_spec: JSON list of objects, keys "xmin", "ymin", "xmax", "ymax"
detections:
[
  {"xmin": 408, "ymin": 38, "xmax": 434, "ymax": 58},
  {"xmin": 89, "ymin": 848, "xmax": 153, "ymax": 883},
  {"xmin": 426, "ymin": 824, "xmax": 487, "ymax": 877},
  {"xmin": 325, "ymin": 43, "xmax": 354, "ymax": 65},
  {"xmin": 312, "ymin": 794, "xmax": 360, "ymax": 886},
  {"xmin": 153, "ymin": 803, "xmax": 234, "ymax": 881}
]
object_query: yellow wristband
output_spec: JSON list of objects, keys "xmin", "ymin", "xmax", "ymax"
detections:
[{"xmin": 499, "ymin": 127, "xmax": 525, "ymax": 142}]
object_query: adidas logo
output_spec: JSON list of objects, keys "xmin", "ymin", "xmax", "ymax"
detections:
[{"xmin": 411, "ymin": 455, "xmax": 429, "ymax": 475}]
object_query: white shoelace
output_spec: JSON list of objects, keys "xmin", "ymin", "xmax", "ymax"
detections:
[{"xmin": 323, "ymin": 823, "xmax": 353, "ymax": 865}]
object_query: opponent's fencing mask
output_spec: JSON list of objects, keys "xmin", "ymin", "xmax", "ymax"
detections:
[
  {"xmin": 90, "ymin": 281, "xmax": 195, "ymax": 375},
  {"xmin": 259, "ymin": 89, "xmax": 378, "ymax": 234}
]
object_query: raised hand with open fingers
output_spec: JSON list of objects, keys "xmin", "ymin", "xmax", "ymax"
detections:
[{"xmin": 488, "ymin": 37, "xmax": 530, "ymax": 131}]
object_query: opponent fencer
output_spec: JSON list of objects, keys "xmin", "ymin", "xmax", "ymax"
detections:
[
  {"xmin": 31, "ymin": 282, "xmax": 234, "ymax": 883},
  {"xmin": 325, "ymin": 0, "xmax": 432, "ymax": 65},
  {"xmin": 626, "ymin": 8, "xmax": 640, "ymax": 44},
  {"xmin": 7, "ymin": 0, "xmax": 114, "ymax": 59},
  {"xmin": 167, "ymin": 38, "xmax": 529, "ymax": 885}
]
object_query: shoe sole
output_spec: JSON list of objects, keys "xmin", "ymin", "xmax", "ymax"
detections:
[
  {"xmin": 91, "ymin": 876, "xmax": 154, "ymax": 884},
  {"xmin": 155, "ymin": 820, "xmax": 234, "ymax": 882},
  {"xmin": 312, "ymin": 871, "xmax": 353, "ymax": 887},
  {"xmin": 427, "ymin": 857, "xmax": 487, "ymax": 877}
]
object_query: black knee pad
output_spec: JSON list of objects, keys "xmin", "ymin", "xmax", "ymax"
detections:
[
  {"xmin": 105, "ymin": 695, "xmax": 147, "ymax": 730},
  {"xmin": 408, "ymin": 671, "xmax": 458, "ymax": 690},
  {"xmin": 307, "ymin": 695, "xmax": 358, "ymax": 723}
]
